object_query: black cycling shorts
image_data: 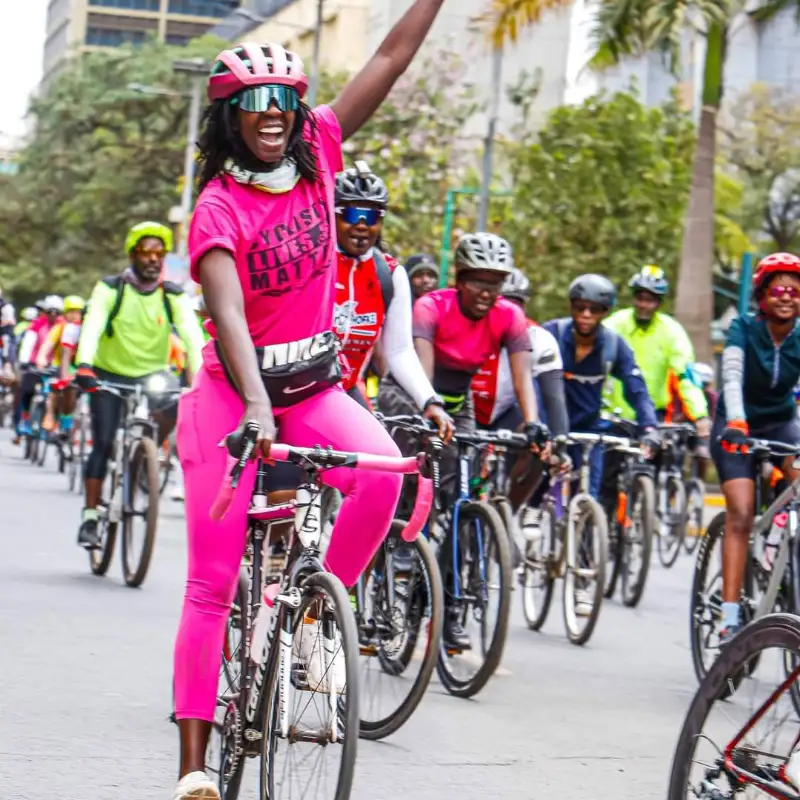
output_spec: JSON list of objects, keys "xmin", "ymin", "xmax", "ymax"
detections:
[{"xmin": 710, "ymin": 414, "xmax": 800, "ymax": 484}]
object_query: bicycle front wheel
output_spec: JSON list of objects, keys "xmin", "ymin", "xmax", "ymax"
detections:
[
  {"xmin": 620, "ymin": 474, "xmax": 655, "ymax": 608},
  {"xmin": 90, "ymin": 470, "xmax": 118, "ymax": 577},
  {"xmin": 121, "ymin": 437, "xmax": 160, "ymax": 588},
  {"xmin": 436, "ymin": 501, "xmax": 512, "ymax": 698},
  {"xmin": 669, "ymin": 613, "xmax": 800, "ymax": 800},
  {"xmin": 563, "ymin": 495, "xmax": 608, "ymax": 645},
  {"xmin": 683, "ymin": 478, "xmax": 705, "ymax": 554},
  {"xmin": 656, "ymin": 473, "xmax": 686, "ymax": 568},
  {"xmin": 260, "ymin": 570, "xmax": 359, "ymax": 800},
  {"xmin": 358, "ymin": 523, "xmax": 444, "ymax": 741},
  {"xmin": 520, "ymin": 504, "xmax": 555, "ymax": 631}
]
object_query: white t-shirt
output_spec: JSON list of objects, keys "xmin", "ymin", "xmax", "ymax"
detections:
[{"xmin": 490, "ymin": 325, "xmax": 563, "ymax": 424}]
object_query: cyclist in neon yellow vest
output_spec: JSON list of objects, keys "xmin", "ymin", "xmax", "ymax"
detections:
[{"xmin": 604, "ymin": 265, "xmax": 711, "ymax": 437}]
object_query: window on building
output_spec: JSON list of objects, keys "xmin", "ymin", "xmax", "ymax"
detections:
[
  {"xmin": 168, "ymin": 0, "xmax": 237, "ymax": 17},
  {"xmin": 88, "ymin": 0, "xmax": 159, "ymax": 9},
  {"xmin": 85, "ymin": 27, "xmax": 148, "ymax": 46}
]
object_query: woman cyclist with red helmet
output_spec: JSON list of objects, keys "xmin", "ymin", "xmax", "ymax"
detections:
[
  {"xmin": 172, "ymin": 3, "xmax": 447, "ymax": 796},
  {"xmin": 712, "ymin": 252, "xmax": 800, "ymax": 642}
]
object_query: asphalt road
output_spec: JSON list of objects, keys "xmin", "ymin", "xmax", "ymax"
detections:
[{"xmin": 1, "ymin": 430, "xmax": 713, "ymax": 800}]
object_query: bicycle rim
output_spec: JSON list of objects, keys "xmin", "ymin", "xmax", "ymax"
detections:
[
  {"xmin": 358, "ymin": 524, "xmax": 444, "ymax": 741},
  {"xmin": 436, "ymin": 501, "xmax": 511, "ymax": 698},
  {"xmin": 563, "ymin": 495, "xmax": 608, "ymax": 645},
  {"xmin": 683, "ymin": 479, "xmax": 705, "ymax": 554},
  {"xmin": 121, "ymin": 437, "xmax": 160, "ymax": 588},
  {"xmin": 669, "ymin": 613, "xmax": 800, "ymax": 800},
  {"xmin": 260, "ymin": 570, "xmax": 359, "ymax": 800}
]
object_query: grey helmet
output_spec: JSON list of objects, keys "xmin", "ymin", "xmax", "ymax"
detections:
[
  {"xmin": 335, "ymin": 160, "xmax": 389, "ymax": 207},
  {"xmin": 568, "ymin": 274, "xmax": 617, "ymax": 309},
  {"xmin": 501, "ymin": 267, "xmax": 531, "ymax": 302},
  {"xmin": 454, "ymin": 233, "xmax": 514, "ymax": 275}
]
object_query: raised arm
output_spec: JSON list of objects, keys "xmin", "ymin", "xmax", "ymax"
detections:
[{"xmin": 331, "ymin": 0, "xmax": 446, "ymax": 140}]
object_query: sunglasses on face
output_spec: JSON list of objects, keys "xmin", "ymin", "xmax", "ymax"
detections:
[
  {"xmin": 234, "ymin": 85, "xmax": 299, "ymax": 113},
  {"xmin": 463, "ymin": 277, "xmax": 503, "ymax": 294},
  {"xmin": 136, "ymin": 246, "xmax": 167, "ymax": 259},
  {"xmin": 767, "ymin": 285, "xmax": 800, "ymax": 299},
  {"xmin": 335, "ymin": 206, "xmax": 385, "ymax": 226},
  {"xmin": 571, "ymin": 301, "xmax": 605, "ymax": 316}
]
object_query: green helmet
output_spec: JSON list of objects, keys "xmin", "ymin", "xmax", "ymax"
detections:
[{"xmin": 125, "ymin": 221, "xmax": 173, "ymax": 255}]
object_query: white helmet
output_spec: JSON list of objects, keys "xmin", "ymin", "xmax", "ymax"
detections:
[
  {"xmin": 454, "ymin": 233, "xmax": 514, "ymax": 275},
  {"xmin": 22, "ymin": 306, "xmax": 38, "ymax": 322},
  {"xmin": 42, "ymin": 294, "xmax": 64, "ymax": 313}
]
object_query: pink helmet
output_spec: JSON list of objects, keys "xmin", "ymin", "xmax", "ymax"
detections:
[{"xmin": 208, "ymin": 42, "xmax": 309, "ymax": 102}]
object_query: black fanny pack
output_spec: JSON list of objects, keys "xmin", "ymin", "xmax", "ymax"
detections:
[{"xmin": 216, "ymin": 330, "xmax": 342, "ymax": 408}]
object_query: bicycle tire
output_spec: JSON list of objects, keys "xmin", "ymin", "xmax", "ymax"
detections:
[
  {"xmin": 260, "ymin": 570, "xmax": 359, "ymax": 800},
  {"xmin": 689, "ymin": 510, "xmax": 761, "ymax": 695},
  {"xmin": 683, "ymin": 478, "xmax": 705, "ymax": 554},
  {"xmin": 74, "ymin": 415, "xmax": 88, "ymax": 493},
  {"xmin": 656, "ymin": 473, "xmax": 686, "ymax": 568},
  {"xmin": 621, "ymin": 474, "xmax": 655, "ymax": 608},
  {"xmin": 90, "ymin": 470, "xmax": 118, "ymax": 577},
  {"xmin": 436, "ymin": 500, "xmax": 512, "ymax": 698},
  {"xmin": 493, "ymin": 498, "xmax": 521, "ymax": 568},
  {"xmin": 521, "ymin": 504, "xmax": 556, "ymax": 631},
  {"xmin": 668, "ymin": 613, "xmax": 800, "ymax": 800},
  {"xmin": 121, "ymin": 437, "xmax": 160, "ymax": 588},
  {"xmin": 28, "ymin": 407, "xmax": 42, "ymax": 464},
  {"xmin": 604, "ymin": 518, "xmax": 622, "ymax": 599},
  {"xmin": 359, "ymin": 525, "xmax": 443, "ymax": 741},
  {"xmin": 206, "ymin": 573, "xmax": 248, "ymax": 800},
  {"xmin": 563, "ymin": 495, "xmax": 608, "ymax": 646},
  {"xmin": 36, "ymin": 433, "xmax": 48, "ymax": 468}
]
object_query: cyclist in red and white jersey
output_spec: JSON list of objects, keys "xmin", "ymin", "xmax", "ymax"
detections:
[{"xmin": 332, "ymin": 161, "xmax": 451, "ymax": 436}]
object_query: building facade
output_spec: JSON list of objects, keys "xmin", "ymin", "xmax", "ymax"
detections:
[
  {"xmin": 245, "ymin": 0, "xmax": 371, "ymax": 76},
  {"xmin": 43, "ymin": 0, "xmax": 242, "ymax": 81}
]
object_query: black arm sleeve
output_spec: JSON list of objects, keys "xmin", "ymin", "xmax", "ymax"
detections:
[{"xmin": 537, "ymin": 369, "xmax": 569, "ymax": 436}]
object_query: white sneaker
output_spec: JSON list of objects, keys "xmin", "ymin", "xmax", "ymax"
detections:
[
  {"xmin": 296, "ymin": 620, "xmax": 347, "ymax": 694},
  {"xmin": 172, "ymin": 771, "xmax": 220, "ymax": 799},
  {"xmin": 520, "ymin": 508, "xmax": 542, "ymax": 542},
  {"xmin": 575, "ymin": 589, "xmax": 594, "ymax": 618}
]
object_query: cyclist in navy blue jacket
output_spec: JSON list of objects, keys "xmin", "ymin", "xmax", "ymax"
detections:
[{"xmin": 544, "ymin": 274, "xmax": 659, "ymax": 501}]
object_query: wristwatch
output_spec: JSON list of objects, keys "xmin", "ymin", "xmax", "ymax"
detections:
[{"xmin": 423, "ymin": 395, "xmax": 445, "ymax": 411}]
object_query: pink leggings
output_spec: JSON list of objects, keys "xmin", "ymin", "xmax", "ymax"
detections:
[{"xmin": 173, "ymin": 367, "xmax": 402, "ymax": 721}]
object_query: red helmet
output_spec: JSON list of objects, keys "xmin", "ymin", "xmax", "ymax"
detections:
[
  {"xmin": 753, "ymin": 252, "xmax": 800, "ymax": 295},
  {"xmin": 208, "ymin": 42, "xmax": 309, "ymax": 102}
]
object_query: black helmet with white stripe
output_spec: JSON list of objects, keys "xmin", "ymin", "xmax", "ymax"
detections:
[
  {"xmin": 568, "ymin": 274, "xmax": 617, "ymax": 309},
  {"xmin": 454, "ymin": 233, "xmax": 514, "ymax": 275},
  {"xmin": 501, "ymin": 267, "xmax": 531, "ymax": 302},
  {"xmin": 335, "ymin": 160, "xmax": 389, "ymax": 207}
]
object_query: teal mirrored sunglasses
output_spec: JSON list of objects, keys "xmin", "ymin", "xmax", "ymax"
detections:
[{"xmin": 232, "ymin": 85, "xmax": 300, "ymax": 113}]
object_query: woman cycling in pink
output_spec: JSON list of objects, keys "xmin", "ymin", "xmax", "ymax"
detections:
[{"xmin": 172, "ymin": 3, "xmax": 447, "ymax": 797}]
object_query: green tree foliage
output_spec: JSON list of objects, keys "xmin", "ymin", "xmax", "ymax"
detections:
[
  {"xmin": 318, "ymin": 48, "xmax": 480, "ymax": 261},
  {"xmin": 504, "ymin": 90, "xmax": 696, "ymax": 321},
  {"xmin": 719, "ymin": 84, "xmax": 800, "ymax": 253},
  {"xmin": 0, "ymin": 36, "xmax": 227, "ymax": 299}
]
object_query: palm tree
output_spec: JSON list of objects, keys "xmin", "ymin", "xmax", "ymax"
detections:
[{"xmin": 489, "ymin": 0, "xmax": 797, "ymax": 362}]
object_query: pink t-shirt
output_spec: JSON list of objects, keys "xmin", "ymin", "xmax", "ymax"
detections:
[
  {"xmin": 188, "ymin": 105, "xmax": 343, "ymax": 361},
  {"xmin": 413, "ymin": 288, "xmax": 531, "ymax": 394}
]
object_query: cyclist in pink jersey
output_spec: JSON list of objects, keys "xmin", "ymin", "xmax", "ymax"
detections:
[
  {"xmin": 412, "ymin": 232, "xmax": 548, "ymax": 648},
  {"xmin": 172, "ymin": 5, "xmax": 449, "ymax": 796}
]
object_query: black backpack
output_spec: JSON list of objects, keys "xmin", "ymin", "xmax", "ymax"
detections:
[{"xmin": 102, "ymin": 275, "xmax": 182, "ymax": 338}]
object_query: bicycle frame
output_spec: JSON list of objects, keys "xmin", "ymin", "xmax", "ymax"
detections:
[{"xmin": 211, "ymin": 435, "xmax": 435, "ymax": 749}]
